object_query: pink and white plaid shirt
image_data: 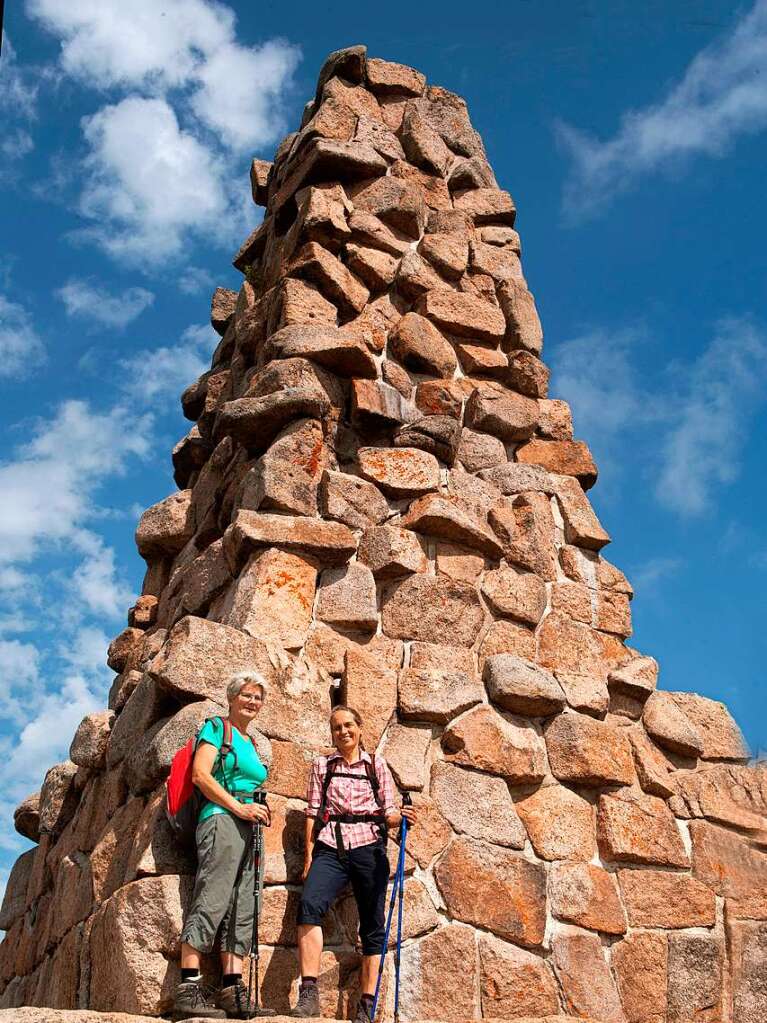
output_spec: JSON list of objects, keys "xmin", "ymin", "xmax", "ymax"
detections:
[{"xmin": 305, "ymin": 750, "xmax": 398, "ymax": 851}]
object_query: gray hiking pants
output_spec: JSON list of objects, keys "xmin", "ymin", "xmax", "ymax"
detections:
[{"xmin": 180, "ymin": 812, "xmax": 263, "ymax": 956}]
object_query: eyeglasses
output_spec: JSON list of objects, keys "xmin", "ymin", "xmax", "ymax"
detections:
[{"xmin": 238, "ymin": 694, "xmax": 263, "ymax": 704}]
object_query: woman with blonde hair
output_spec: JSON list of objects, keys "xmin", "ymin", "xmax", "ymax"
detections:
[
  {"xmin": 291, "ymin": 704, "xmax": 417, "ymax": 1023},
  {"xmin": 172, "ymin": 670, "xmax": 271, "ymax": 1022}
]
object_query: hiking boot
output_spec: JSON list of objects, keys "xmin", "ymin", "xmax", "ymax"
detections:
[
  {"xmin": 290, "ymin": 980, "xmax": 321, "ymax": 1017},
  {"xmin": 171, "ymin": 978, "xmax": 227, "ymax": 1021},
  {"xmin": 354, "ymin": 995, "xmax": 375, "ymax": 1023},
  {"xmin": 217, "ymin": 978, "xmax": 254, "ymax": 1019}
]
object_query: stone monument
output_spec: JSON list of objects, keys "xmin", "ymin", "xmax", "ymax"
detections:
[{"xmin": 1, "ymin": 45, "xmax": 765, "ymax": 1023}]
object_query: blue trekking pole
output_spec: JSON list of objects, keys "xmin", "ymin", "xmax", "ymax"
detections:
[
  {"xmin": 372, "ymin": 794, "xmax": 411, "ymax": 1022},
  {"xmin": 393, "ymin": 796, "xmax": 409, "ymax": 1023}
]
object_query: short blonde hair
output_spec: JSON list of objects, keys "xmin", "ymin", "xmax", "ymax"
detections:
[{"xmin": 227, "ymin": 671, "xmax": 268, "ymax": 703}]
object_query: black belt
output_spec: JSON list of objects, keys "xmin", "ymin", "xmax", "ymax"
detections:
[{"xmin": 324, "ymin": 812, "xmax": 387, "ymax": 860}]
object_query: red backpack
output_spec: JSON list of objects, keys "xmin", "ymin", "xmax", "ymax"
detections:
[{"xmin": 165, "ymin": 716, "xmax": 234, "ymax": 845}]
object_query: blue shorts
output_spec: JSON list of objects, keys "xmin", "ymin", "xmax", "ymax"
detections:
[{"xmin": 297, "ymin": 840, "xmax": 390, "ymax": 955}]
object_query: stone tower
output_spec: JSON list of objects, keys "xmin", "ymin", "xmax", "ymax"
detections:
[{"xmin": 1, "ymin": 45, "xmax": 766, "ymax": 1023}]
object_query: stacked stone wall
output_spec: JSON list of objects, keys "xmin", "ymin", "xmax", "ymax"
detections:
[{"xmin": 1, "ymin": 45, "xmax": 765, "ymax": 1023}]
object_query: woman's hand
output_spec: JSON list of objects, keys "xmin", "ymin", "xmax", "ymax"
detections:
[
  {"xmin": 301, "ymin": 858, "xmax": 312, "ymax": 883},
  {"xmin": 385, "ymin": 803, "xmax": 418, "ymax": 829},
  {"xmin": 401, "ymin": 803, "xmax": 418, "ymax": 826},
  {"xmin": 235, "ymin": 801, "xmax": 271, "ymax": 825}
]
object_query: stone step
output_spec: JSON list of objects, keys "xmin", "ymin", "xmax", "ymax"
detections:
[{"xmin": 0, "ymin": 1012, "xmax": 607, "ymax": 1023}]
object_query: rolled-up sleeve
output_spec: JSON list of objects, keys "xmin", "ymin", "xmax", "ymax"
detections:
[
  {"xmin": 378, "ymin": 758, "xmax": 398, "ymax": 815},
  {"xmin": 305, "ymin": 757, "xmax": 324, "ymax": 817}
]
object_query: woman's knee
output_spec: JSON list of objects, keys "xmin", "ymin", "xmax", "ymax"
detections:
[{"xmin": 297, "ymin": 891, "xmax": 328, "ymax": 927}]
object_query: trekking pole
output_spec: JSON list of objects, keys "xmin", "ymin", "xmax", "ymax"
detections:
[
  {"xmin": 393, "ymin": 794, "xmax": 410, "ymax": 1023},
  {"xmin": 371, "ymin": 794, "xmax": 411, "ymax": 1022},
  {"xmin": 247, "ymin": 791, "xmax": 274, "ymax": 1018}
]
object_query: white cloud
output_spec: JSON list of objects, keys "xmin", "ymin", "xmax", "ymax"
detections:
[
  {"xmin": 177, "ymin": 266, "xmax": 216, "ymax": 295},
  {"xmin": 57, "ymin": 278, "xmax": 154, "ymax": 328},
  {"xmin": 119, "ymin": 322, "xmax": 215, "ymax": 403},
  {"xmin": 550, "ymin": 317, "xmax": 767, "ymax": 516},
  {"xmin": 558, "ymin": 0, "xmax": 767, "ymax": 218},
  {"xmin": 0, "ymin": 295, "xmax": 46, "ymax": 379},
  {"xmin": 0, "ymin": 640, "xmax": 41, "ymax": 723},
  {"xmin": 0, "ymin": 567, "xmax": 32, "ymax": 598},
  {"xmin": 0, "ymin": 39, "xmax": 38, "ymax": 120},
  {"xmin": 60, "ymin": 624, "xmax": 111, "ymax": 675},
  {"xmin": 1, "ymin": 130, "xmax": 34, "ymax": 163},
  {"xmin": 191, "ymin": 37, "xmax": 300, "ymax": 152},
  {"xmin": 0, "ymin": 399, "xmax": 152, "ymax": 564},
  {"xmin": 69, "ymin": 532, "xmax": 135, "ymax": 619},
  {"xmin": 26, "ymin": 0, "xmax": 299, "ymax": 264},
  {"xmin": 2, "ymin": 674, "xmax": 101, "ymax": 800},
  {"xmin": 27, "ymin": 0, "xmax": 300, "ymax": 152},
  {"xmin": 0, "ymin": 868, "xmax": 9, "ymax": 917},
  {"xmin": 78, "ymin": 96, "xmax": 234, "ymax": 264},
  {"xmin": 630, "ymin": 556, "xmax": 683, "ymax": 592},
  {"xmin": 0, "ymin": 400, "xmax": 147, "ymax": 831},
  {"xmin": 26, "ymin": 0, "xmax": 233, "ymax": 91},
  {"xmin": 657, "ymin": 317, "xmax": 767, "ymax": 515},
  {"xmin": 549, "ymin": 327, "xmax": 662, "ymax": 445},
  {"xmin": 0, "ymin": 614, "xmax": 34, "ymax": 636}
]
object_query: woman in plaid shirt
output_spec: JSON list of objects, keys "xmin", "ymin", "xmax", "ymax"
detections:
[{"xmin": 291, "ymin": 705, "xmax": 418, "ymax": 1023}]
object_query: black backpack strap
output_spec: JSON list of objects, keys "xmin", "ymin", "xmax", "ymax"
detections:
[
  {"xmin": 366, "ymin": 754, "xmax": 388, "ymax": 846},
  {"xmin": 314, "ymin": 756, "xmax": 341, "ymax": 836},
  {"xmin": 364, "ymin": 754, "xmax": 385, "ymax": 811},
  {"xmin": 195, "ymin": 716, "xmax": 237, "ymax": 796},
  {"xmin": 220, "ymin": 717, "xmax": 233, "ymax": 754}
]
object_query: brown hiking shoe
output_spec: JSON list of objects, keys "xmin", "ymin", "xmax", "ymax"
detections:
[
  {"xmin": 290, "ymin": 980, "xmax": 321, "ymax": 1017},
  {"xmin": 172, "ymin": 978, "xmax": 226, "ymax": 1020},
  {"xmin": 354, "ymin": 995, "xmax": 375, "ymax": 1023},
  {"xmin": 217, "ymin": 978, "xmax": 255, "ymax": 1019}
]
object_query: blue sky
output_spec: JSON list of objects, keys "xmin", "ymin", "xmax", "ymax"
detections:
[{"xmin": 1, "ymin": 0, "xmax": 766, "ymax": 901}]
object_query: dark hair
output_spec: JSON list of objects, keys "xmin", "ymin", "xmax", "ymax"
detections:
[{"xmin": 329, "ymin": 705, "xmax": 365, "ymax": 748}]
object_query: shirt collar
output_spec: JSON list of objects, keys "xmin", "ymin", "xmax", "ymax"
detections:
[{"xmin": 327, "ymin": 749, "xmax": 371, "ymax": 766}]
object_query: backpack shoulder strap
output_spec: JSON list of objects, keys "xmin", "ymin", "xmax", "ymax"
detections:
[
  {"xmin": 364, "ymin": 754, "xmax": 385, "ymax": 811},
  {"xmin": 220, "ymin": 717, "xmax": 233, "ymax": 752},
  {"xmin": 321, "ymin": 755, "xmax": 342, "ymax": 794},
  {"xmin": 312, "ymin": 756, "xmax": 340, "ymax": 835}
]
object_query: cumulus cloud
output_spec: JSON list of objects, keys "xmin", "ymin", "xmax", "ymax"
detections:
[
  {"xmin": 119, "ymin": 322, "xmax": 216, "ymax": 402},
  {"xmin": 68, "ymin": 532, "xmax": 135, "ymax": 618},
  {"xmin": 0, "ymin": 399, "xmax": 152, "ymax": 564},
  {"xmin": 57, "ymin": 277, "xmax": 155, "ymax": 328},
  {"xmin": 558, "ymin": 0, "xmax": 767, "ymax": 219},
  {"xmin": 630, "ymin": 556, "xmax": 683, "ymax": 592},
  {"xmin": 26, "ymin": 0, "xmax": 300, "ymax": 263},
  {"xmin": 191, "ymin": 37, "xmax": 301, "ymax": 152},
  {"xmin": 0, "ymin": 639, "xmax": 42, "ymax": 723},
  {"xmin": 177, "ymin": 266, "xmax": 216, "ymax": 295},
  {"xmin": 26, "ymin": 0, "xmax": 231, "ymax": 90},
  {"xmin": 78, "ymin": 97, "xmax": 234, "ymax": 263},
  {"xmin": 549, "ymin": 317, "xmax": 767, "ymax": 515},
  {"xmin": 549, "ymin": 327, "xmax": 662, "ymax": 446},
  {"xmin": 60, "ymin": 624, "xmax": 111, "ymax": 675},
  {"xmin": 0, "ymin": 295, "xmax": 46, "ymax": 379},
  {"xmin": 0, "ymin": 39, "xmax": 38, "ymax": 120},
  {"xmin": 2, "ymin": 131, "xmax": 35, "ymax": 163},
  {"xmin": 0, "ymin": 399, "xmax": 148, "ymax": 844},
  {"xmin": 657, "ymin": 317, "xmax": 767, "ymax": 515},
  {"xmin": 2, "ymin": 673, "xmax": 101, "ymax": 800}
]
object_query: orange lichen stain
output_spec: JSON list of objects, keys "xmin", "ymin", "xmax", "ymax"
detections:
[
  {"xmin": 306, "ymin": 436, "xmax": 324, "ymax": 477},
  {"xmin": 267, "ymin": 569, "xmax": 314, "ymax": 610}
]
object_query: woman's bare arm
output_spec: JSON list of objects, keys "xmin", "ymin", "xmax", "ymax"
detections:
[
  {"xmin": 192, "ymin": 742, "xmax": 269, "ymax": 823},
  {"xmin": 302, "ymin": 814, "xmax": 316, "ymax": 880}
]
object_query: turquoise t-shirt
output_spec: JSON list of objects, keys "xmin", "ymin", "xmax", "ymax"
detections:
[{"xmin": 196, "ymin": 717, "xmax": 268, "ymax": 822}]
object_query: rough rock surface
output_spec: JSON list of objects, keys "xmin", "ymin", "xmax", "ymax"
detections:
[{"xmin": 2, "ymin": 44, "xmax": 761, "ymax": 1023}]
